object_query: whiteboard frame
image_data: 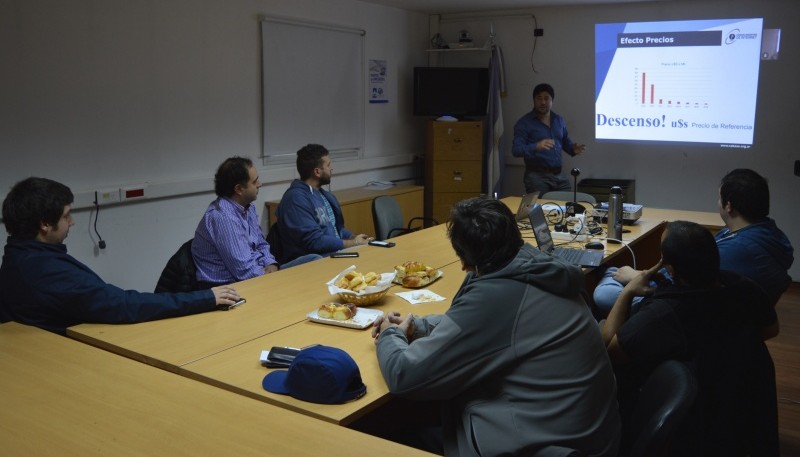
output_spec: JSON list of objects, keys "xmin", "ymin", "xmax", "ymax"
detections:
[{"xmin": 260, "ymin": 15, "xmax": 366, "ymax": 167}]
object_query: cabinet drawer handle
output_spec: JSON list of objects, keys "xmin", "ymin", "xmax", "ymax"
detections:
[{"xmin": 453, "ymin": 138, "xmax": 463, "ymax": 143}]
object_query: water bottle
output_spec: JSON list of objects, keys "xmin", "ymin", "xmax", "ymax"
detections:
[{"xmin": 607, "ymin": 186, "xmax": 623, "ymax": 243}]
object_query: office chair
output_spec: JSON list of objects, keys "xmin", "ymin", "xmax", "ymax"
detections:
[
  {"xmin": 627, "ymin": 360, "xmax": 697, "ymax": 457},
  {"xmin": 155, "ymin": 239, "xmax": 200, "ymax": 293},
  {"xmin": 540, "ymin": 190, "xmax": 597, "ymax": 205},
  {"xmin": 266, "ymin": 222, "xmax": 287, "ymax": 264},
  {"xmin": 371, "ymin": 195, "xmax": 438, "ymax": 241}
]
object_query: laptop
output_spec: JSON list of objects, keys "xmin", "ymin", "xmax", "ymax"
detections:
[
  {"xmin": 528, "ymin": 203, "xmax": 604, "ymax": 267},
  {"xmin": 515, "ymin": 193, "xmax": 539, "ymax": 222}
]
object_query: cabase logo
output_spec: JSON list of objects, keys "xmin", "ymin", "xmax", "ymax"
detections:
[{"xmin": 725, "ymin": 28, "xmax": 758, "ymax": 44}]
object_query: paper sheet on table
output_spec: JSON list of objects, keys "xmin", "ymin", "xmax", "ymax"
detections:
[{"xmin": 395, "ymin": 289, "xmax": 446, "ymax": 305}]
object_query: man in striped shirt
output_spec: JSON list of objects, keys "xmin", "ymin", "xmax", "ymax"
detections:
[{"xmin": 192, "ymin": 157, "xmax": 319, "ymax": 287}]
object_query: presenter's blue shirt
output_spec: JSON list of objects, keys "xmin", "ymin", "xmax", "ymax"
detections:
[{"xmin": 512, "ymin": 110, "xmax": 576, "ymax": 169}]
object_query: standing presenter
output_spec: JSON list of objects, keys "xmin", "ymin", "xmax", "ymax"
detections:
[{"xmin": 512, "ymin": 83, "xmax": 586, "ymax": 196}]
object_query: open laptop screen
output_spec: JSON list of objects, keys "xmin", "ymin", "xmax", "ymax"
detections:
[
  {"xmin": 515, "ymin": 193, "xmax": 539, "ymax": 221},
  {"xmin": 528, "ymin": 204, "xmax": 555, "ymax": 253}
]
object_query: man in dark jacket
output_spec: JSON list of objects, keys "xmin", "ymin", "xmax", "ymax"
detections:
[{"xmin": 0, "ymin": 177, "xmax": 241, "ymax": 334}]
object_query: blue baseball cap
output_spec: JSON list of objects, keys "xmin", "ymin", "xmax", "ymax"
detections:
[{"xmin": 262, "ymin": 345, "xmax": 367, "ymax": 404}]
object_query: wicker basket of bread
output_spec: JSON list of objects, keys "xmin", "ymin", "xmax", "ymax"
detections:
[{"xmin": 327, "ymin": 266, "xmax": 396, "ymax": 306}]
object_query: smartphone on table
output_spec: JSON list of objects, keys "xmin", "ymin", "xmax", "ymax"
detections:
[
  {"xmin": 331, "ymin": 252, "xmax": 359, "ymax": 258},
  {"xmin": 369, "ymin": 240, "xmax": 395, "ymax": 248},
  {"xmin": 219, "ymin": 297, "xmax": 246, "ymax": 311},
  {"xmin": 260, "ymin": 346, "xmax": 301, "ymax": 368}
]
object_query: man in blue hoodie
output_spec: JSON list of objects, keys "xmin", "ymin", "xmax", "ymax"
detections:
[
  {"xmin": 714, "ymin": 168, "xmax": 793, "ymax": 304},
  {"xmin": 276, "ymin": 144, "xmax": 371, "ymax": 261},
  {"xmin": 594, "ymin": 168, "xmax": 793, "ymax": 315}
]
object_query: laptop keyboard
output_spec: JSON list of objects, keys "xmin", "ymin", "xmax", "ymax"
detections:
[{"xmin": 554, "ymin": 247, "xmax": 584, "ymax": 264}]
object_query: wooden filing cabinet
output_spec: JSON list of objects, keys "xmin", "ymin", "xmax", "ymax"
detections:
[{"xmin": 425, "ymin": 120, "xmax": 483, "ymax": 222}]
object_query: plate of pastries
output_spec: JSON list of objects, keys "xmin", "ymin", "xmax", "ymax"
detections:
[
  {"xmin": 393, "ymin": 261, "xmax": 443, "ymax": 288},
  {"xmin": 306, "ymin": 302, "xmax": 383, "ymax": 329}
]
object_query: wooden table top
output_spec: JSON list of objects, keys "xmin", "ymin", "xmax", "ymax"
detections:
[
  {"xmin": 179, "ymin": 261, "xmax": 468, "ymax": 426},
  {"xmin": 68, "ymin": 222, "xmax": 459, "ymax": 372},
  {"xmin": 1, "ymin": 322, "xmax": 432, "ymax": 456}
]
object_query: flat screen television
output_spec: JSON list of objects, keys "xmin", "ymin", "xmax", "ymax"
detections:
[{"xmin": 413, "ymin": 67, "xmax": 489, "ymax": 118}]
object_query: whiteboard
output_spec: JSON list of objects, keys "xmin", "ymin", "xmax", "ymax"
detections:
[{"xmin": 261, "ymin": 16, "xmax": 365, "ymax": 165}]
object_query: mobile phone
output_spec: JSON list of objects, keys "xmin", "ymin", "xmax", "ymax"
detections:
[
  {"xmin": 331, "ymin": 252, "xmax": 359, "ymax": 258},
  {"xmin": 260, "ymin": 349, "xmax": 294, "ymax": 368},
  {"xmin": 260, "ymin": 345, "xmax": 319, "ymax": 368},
  {"xmin": 269, "ymin": 346, "xmax": 300, "ymax": 358},
  {"xmin": 369, "ymin": 240, "xmax": 395, "ymax": 248},
  {"xmin": 268, "ymin": 346, "xmax": 301, "ymax": 363},
  {"xmin": 262, "ymin": 359, "xmax": 291, "ymax": 368},
  {"xmin": 219, "ymin": 297, "xmax": 246, "ymax": 311}
]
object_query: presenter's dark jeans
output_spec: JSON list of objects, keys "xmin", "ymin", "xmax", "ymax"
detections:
[{"xmin": 524, "ymin": 170, "xmax": 572, "ymax": 196}]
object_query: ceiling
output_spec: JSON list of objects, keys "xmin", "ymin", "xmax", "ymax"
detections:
[{"xmin": 360, "ymin": 0, "xmax": 672, "ymax": 14}]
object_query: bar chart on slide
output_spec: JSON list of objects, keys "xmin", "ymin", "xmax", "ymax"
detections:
[
  {"xmin": 595, "ymin": 17, "xmax": 763, "ymax": 147},
  {"xmin": 633, "ymin": 66, "xmax": 713, "ymax": 108}
]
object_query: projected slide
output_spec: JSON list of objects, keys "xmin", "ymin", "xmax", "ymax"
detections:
[{"xmin": 595, "ymin": 18, "xmax": 763, "ymax": 148}]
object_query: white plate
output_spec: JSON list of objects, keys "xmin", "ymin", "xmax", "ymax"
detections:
[
  {"xmin": 392, "ymin": 270, "xmax": 444, "ymax": 288},
  {"xmin": 306, "ymin": 307, "xmax": 384, "ymax": 329}
]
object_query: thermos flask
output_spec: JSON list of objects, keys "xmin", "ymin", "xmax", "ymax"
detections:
[{"xmin": 607, "ymin": 186, "xmax": 623, "ymax": 243}]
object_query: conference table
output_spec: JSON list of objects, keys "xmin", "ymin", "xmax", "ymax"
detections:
[
  {"xmin": 1, "ymin": 321, "xmax": 432, "ymax": 456},
  {"xmin": 180, "ymin": 260, "xmax": 466, "ymax": 426},
  {"xmin": 67, "ymin": 198, "xmax": 722, "ymax": 429},
  {"xmin": 68, "ymin": 222, "xmax": 459, "ymax": 372}
]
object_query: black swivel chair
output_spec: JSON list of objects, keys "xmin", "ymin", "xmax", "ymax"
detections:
[
  {"xmin": 627, "ymin": 360, "xmax": 698, "ymax": 457},
  {"xmin": 266, "ymin": 222, "xmax": 287, "ymax": 264},
  {"xmin": 154, "ymin": 239, "xmax": 200, "ymax": 293},
  {"xmin": 371, "ymin": 195, "xmax": 437, "ymax": 241}
]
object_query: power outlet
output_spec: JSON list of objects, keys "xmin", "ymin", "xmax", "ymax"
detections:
[{"xmin": 95, "ymin": 188, "xmax": 121, "ymax": 204}]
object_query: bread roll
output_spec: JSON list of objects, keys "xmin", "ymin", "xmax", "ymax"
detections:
[
  {"xmin": 318, "ymin": 302, "xmax": 357, "ymax": 320},
  {"xmin": 402, "ymin": 275, "xmax": 423, "ymax": 288},
  {"xmin": 395, "ymin": 261, "xmax": 437, "ymax": 287},
  {"xmin": 317, "ymin": 303, "xmax": 338, "ymax": 319},
  {"xmin": 336, "ymin": 271, "xmax": 379, "ymax": 292}
]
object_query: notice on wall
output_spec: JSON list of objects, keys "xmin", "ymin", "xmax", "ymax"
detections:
[{"xmin": 369, "ymin": 59, "xmax": 388, "ymax": 104}]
